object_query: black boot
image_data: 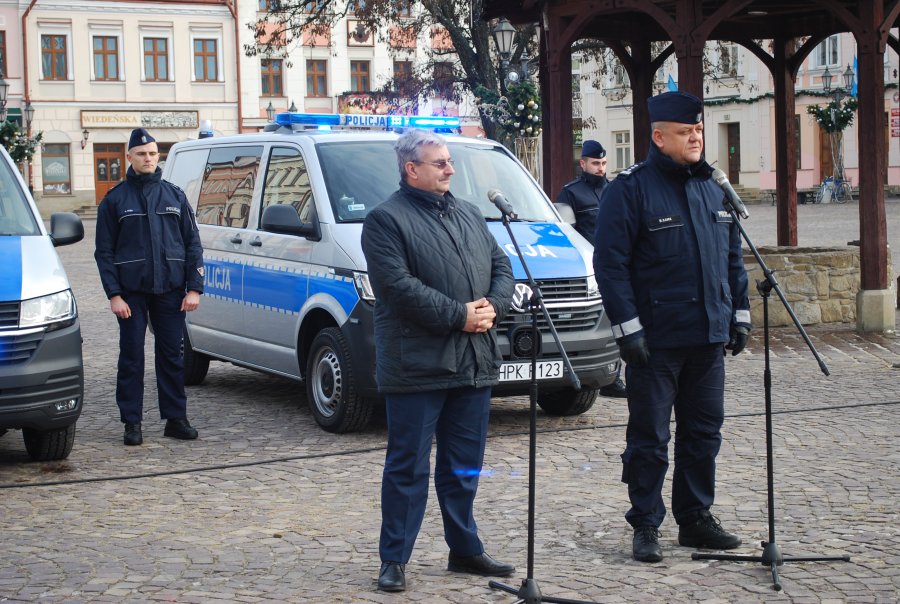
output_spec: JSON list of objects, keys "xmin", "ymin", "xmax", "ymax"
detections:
[
  {"xmin": 377, "ymin": 562, "xmax": 406, "ymax": 592},
  {"xmin": 164, "ymin": 418, "xmax": 198, "ymax": 440},
  {"xmin": 124, "ymin": 423, "xmax": 142, "ymax": 446},
  {"xmin": 632, "ymin": 526, "xmax": 663, "ymax": 562},
  {"xmin": 678, "ymin": 510, "xmax": 742, "ymax": 550}
]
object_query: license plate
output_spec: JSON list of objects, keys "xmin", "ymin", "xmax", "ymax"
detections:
[{"xmin": 498, "ymin": 360, "xmax": 563, "ymax": 382}]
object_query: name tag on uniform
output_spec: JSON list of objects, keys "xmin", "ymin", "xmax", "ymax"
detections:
[
  {"xmin": 648, "ymin": 214, "xmax": 683, "ymax": 231},
  {"xmin": 715, "ymin": 210, "xmax": 733, "ymax": 223}
]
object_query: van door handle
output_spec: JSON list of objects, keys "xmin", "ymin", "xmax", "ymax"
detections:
[
  {"xmin": 230, "ymin": 235, "xmax": 243, "ymax": 244},
  {"xmin": 249, "ymin": 237, "xmax": 262, "ymax": 247}
]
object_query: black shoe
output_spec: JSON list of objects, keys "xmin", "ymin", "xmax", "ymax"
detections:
[
  {"xmin": 377, "ymin": 562, "xmax": 406, "ymax": 592},
  {"xmin": 678, "ymin": 510, "xmax": 742, "ymax": 550},
  {"xmin": 123, "ymin": 423, "xmax": 142, "ymax": 446},
  {"xmin": 447, "ymin": 551, "xmax": 515, "ymax": 577},
  {"xmin": 632, "ymin": 526, "xmax": 663, "ymax": 562},
  {"xmin": 600, "ymin": 377, "xmax": 627, "ymax": 398},
  {"xmin": 163, "ymin": 418, "xmax": 198, "ymax": 440}
]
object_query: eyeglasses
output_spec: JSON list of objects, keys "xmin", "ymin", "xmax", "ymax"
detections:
[{"xmin": 414, "ymin": 159, "xmax": 455, "ymax": 169}]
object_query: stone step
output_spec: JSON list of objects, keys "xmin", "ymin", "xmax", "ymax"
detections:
[{"xmin": 72, "ymin": 205, "xmax": 98, "ymax": 220}]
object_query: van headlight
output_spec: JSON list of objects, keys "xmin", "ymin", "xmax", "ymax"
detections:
[
  {"xmin": 586, "ymin": 274, "xmax": 602, "ymax": 301},
  {"xmin": 353, "ymin": 272, "xmax": 375, "ymax": 303},
  {"xmin": 20, "ymin": 290, "xmax": 77, "ymax": 330}
]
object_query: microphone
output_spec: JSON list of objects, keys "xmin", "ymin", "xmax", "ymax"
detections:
[
  {"xmin": 711, "ymin": 168, "xmax": 749, "ymax": 220},
  {"xmin": 487, "ymin": 189, "xmax": 516, "ymax": 218}
]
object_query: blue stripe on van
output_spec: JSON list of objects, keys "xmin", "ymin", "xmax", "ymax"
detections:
[
  {"xmin": 309, "ymin": 270, "xmax": 359, "ymax": 316},
  {"xmin": 0, "ymin": 237, "xmax": 23, "ymax": 302},
  {"xmin": 243, "ymin": 263, "xmax": 307, "ymax": 312}
]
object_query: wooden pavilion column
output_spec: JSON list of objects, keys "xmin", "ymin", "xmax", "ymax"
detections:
[
  {"xmin": 772, "ymin": 37, "xmax": 799, "ymax": 246},
  {"xmin": 854, "ymin": 0, "xmax": 892, "ymax": 330},
  {"xmin": 540, "ymin": 19, "xmax": 573, "ymax": 200},
  {"xmin": 629, "ymin": 40, "xmax": 655, "ymax": 161}
]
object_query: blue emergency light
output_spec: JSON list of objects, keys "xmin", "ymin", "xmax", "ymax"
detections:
[{"xmin": 273, "ymin": 112, "xmax": 460, "ymax": 131}]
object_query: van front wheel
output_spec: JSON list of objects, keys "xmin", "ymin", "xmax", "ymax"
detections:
[
  {"xmin": 183, "ymin": 324, "xmax": 210, "ymax": 386},
  {"xmin": 306, "ymin": 327, "xmax": 373, "ymax": 433},
  {"xmin": 23, "ymin": 423, "xmax": 76, "ymax": 461},
  {"xmin": 537, "ymin": 387, "xmax": 598, "ymax": 416}
]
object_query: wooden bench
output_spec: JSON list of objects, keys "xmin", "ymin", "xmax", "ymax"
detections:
[{"xmin": 765, "ymin": 189, "xmax": 817, "ymax": 206}]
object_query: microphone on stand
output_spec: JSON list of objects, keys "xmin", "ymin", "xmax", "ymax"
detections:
[
  {"xmin": 487, "ymin": 189, "xmax": 517, "ymax": 218},
  {"xmin": 711, "ymin": 168, "xmax": 750, "ymax": 220}
]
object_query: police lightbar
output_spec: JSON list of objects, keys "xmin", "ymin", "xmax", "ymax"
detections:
[{"xmin": 273, "ymin": 112, "xmax": 460, "ymax": 131}]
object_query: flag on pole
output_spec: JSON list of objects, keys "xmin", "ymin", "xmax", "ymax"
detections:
[
  {"xmin": 851, "ymin": 56, "xmax": 858, "ymax": 96},
  {"xmin": 667, "ymin": 74, "xmax": 677, "ymax": 92}
]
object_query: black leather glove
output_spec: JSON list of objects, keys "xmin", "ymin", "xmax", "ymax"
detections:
[
  {"xmin": 618, "ymin": 335, "xmax": 650, "ymax": 368},
  {"xmin": 725, "ymin": 325, "xmax": 750, "ymax": 356}
]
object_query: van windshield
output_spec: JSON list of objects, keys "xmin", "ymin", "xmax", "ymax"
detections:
[
  {"xmin": 316, "ymin": 139, "xmax": 558, "ymax": 223},
  {"xmin": 0, "ymin": 156, "xmax": 39, "ymax": 236}
]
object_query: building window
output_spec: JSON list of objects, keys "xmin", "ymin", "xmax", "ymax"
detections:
[
  {"xmin": 393, "ymin": 60, "xmax": 412, "ymax": 92},
  {"xmin": 350, "ymin": 60, "xmax": 370, "ymax": 92},
  {"xmin": 433, "ymin": 61, "xmax": 453, "ymax": 98},
  {"xmin": 144, "ymin": 37, "xmax": 169, "ymax": 81},
  {"xmin": 41, "ymin": 34, "xmax": 68, "ymax": 80},
  {"xmin": 302, "ymin": 0, "xmax": 324, "ymax": 12},
  {"xmin": 815, "ymin": 34, "xmax": 839, "ymax": 67},
  {"xmin": 307, "ymin": 59, "xmax": 327, "ymax": 97},
  {"xmin": 258, "ymin": 0, "xmax": 280, "ymax": 9},
  {"xmin": 394, "ymin": 0, "xmax": 411, "ymax": 18},
  {"xmin": 93, "ymin": 36, "xmax": 119, "ymax": 81},
  {"xmin": 614, "ymin": 131, "xmax": 631, "ymax": 172},
  {"xmin": 261, "ymin": 59, "xmax": 283, "ymax": 96},
  {"xmin": 0, "ymin": 31, "xmax": 6, "ymax": 75},
  {"xmin": 719, "ymin": 44, "xmax": 739, "ymax": 77},
  {"xmin": 42, "ymin": 144, "xmax": 72, "ymax": 195},
  {"xmin": 349, "ymin": 0, "xmax": 366, "ymax": 15},
  {"xmin": 193, "ymin": 38, "xmax": 218, "ymax": 82}
]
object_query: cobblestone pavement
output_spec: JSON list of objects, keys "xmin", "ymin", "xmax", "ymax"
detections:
[{"xmin": 1, "ymin": 217, "xmax": 898, "ymax": 603}]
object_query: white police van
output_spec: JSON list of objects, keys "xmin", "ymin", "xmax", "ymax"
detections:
[
  {"xmin": 162, "ymin": 113, "xmax": 619, "ymax": 433},
  {"xmin": 0, "ymin": 146, "xmax": 84, "ymax": 460}
]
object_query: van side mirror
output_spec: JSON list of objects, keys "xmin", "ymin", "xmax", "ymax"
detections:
[
  {"xmin": 554, "ymin": 202, "xmax": 577, "ymax": 226},
  {"xmin": 49, "ymin": 212, "xmax": 85, "ymax": 247},
  {"xmin": 261, "ymin": 204, "xmax": 320, "ymax": 240}
]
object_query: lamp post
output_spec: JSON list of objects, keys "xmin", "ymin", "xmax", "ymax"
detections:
[
  {"xmin": 821, "ymin": 64, "xmax": 855, "ymax": 181},
  {"xmin": 266, "ymin": 101, "xmax": 275, "ymax": 122},
  {"xmin": 491, "ymin": 18, "xmax": 516, "ymax": 87},
  {"xmin": 0, "ymin": 70, "xmax": 9, "ymax": 123},
  {"xmin": 288, "ymin": 100, "xmax": 297, "ymax": 113},
  {"xmin": 24, "ymin": 101, "xmax": 35, "ymax": 193}
]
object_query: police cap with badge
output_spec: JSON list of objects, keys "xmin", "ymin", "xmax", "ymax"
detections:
[
  {"xmin": 128, "ymin": 127, "xmax": 156, "ymax": 150},
  {"xmin": 581, "ymin": 139, "xmax": 606, "ymax": 159},
  {"xmin": 647, "ymin": 91, "xmax": 703, "ymax": 124}
]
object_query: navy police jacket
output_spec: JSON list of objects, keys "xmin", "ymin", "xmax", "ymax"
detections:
[
  {"xmin": 361, "ymin": 181, "xmax": 514, "ymax": 393},
  {"xmin": 592, "ymin": 145, "xmax": 750, "ymax": 349},
  {"xmin": 95, "ymin": 166, "xmax": 204, "ymax": 299},
  {"xmin": 556, "ymin": 172, "xmax": 608, "ymax": 242}
]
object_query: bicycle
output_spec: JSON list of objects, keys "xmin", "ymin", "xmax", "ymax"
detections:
[{"xmin": 814, "ymin": 176, "xmax": 853, "ymax": 204}]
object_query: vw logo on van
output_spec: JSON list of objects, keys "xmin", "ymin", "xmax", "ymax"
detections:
[{"xmin": 511, "ymin": 283, "xmax": 533, "ymax": 313}]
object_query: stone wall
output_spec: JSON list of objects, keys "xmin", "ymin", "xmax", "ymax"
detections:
[{"xmin": 744, "ymin": 246, "xmax": 894, "ymax": 327}]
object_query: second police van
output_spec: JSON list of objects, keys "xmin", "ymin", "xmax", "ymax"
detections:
[{"xmin": 162, "ymin": 113, "xmax": 620, "ymax": 433}]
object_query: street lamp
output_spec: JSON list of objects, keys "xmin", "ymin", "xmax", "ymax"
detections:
[
  {"xmin": 821, "ymin": 64, "xmax": 855, "ymax": 183},
  {"xmin": 0, "ymin": 69, "xmax": 9, "ymax": 123},
  {"xmin": 266, "ymin": 101, "xmax": 275, "ymax": 122},
  {"xmin": 492, "ymin": 18, "xmax": 516, "ymax": 85},
  {"xmin": 288, "ymin": 100, "xmax": 297, "ymax": 113}
]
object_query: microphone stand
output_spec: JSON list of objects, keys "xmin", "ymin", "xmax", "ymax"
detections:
[
  {"xmin": 488, "ymin": 206, "xmax": 596, "ymax": 604},
  {"xmin": 691, "ymin": 197, "xmax": 850, "ymax": 591}
]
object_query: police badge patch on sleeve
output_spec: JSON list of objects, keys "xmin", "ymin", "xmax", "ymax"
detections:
[{"xmin": 197, "ymin": 267, "xmax": 205, "ymax": 277}]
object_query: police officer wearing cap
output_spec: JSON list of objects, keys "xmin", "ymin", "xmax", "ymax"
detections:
[
  {"xmin": 556, "ymin": 139, "xmax": 608, "ymax": 242},
  {"xmin": 95, "ymin": 128, "xmax": 204, "ymax": 446},
  {"xmin": 556, "ymin": 140, "xmax": 627, "ymax": 398},
  {"xmin": 593, "ymin": 91, "xmax": 751, "ymax": 563}
]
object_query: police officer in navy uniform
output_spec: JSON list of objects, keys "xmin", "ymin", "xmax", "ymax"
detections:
[
  {"xmin": 557, "ymin": 139, "xmax": 627, "ymax": 398},
  {"xmin": 95, "ymin": 128, "xmax": 204, "ymax": 446},
  {"xmin": 556, "ymin": 139, "xmax": 608, "ymax": 242},
  {"xmin": 593, "ymin": 91, "xmax": 751, "ymax": 563}
]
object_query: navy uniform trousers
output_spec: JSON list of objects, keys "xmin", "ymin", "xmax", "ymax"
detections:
[
  {"xmin": 622, "ymin": 344, "xmax": 725, "ymax": 529},
  {"xmin": 379, "ymin": 385, "xmax": 491, "ymax": 564},
  {"xmin": 115, "ymin": 290, "xmax": 188, "ymax": 425}
]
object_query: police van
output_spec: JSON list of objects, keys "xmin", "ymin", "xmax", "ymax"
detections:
[
  {"xmin": 162, "ymin": 113, "xmax": 619, "ymax": 433},
  {"xmin": 0, "ymin": 146, "xmax": 84, "ymax": 460}
]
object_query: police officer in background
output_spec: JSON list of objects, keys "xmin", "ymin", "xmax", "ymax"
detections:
[
  {"xmin": 556, "ymin": 139, "xmax": 608, "ymax": 242},
  {"xmin": 593, "ymin": 91, "xmax": 751, "ymax": 563},
  {"xmin": 95, "ymin": 128, "xmax": 204, "ymax": 447},
  {"xmin": 557, "ymin": 140, "xmax": 626, "ymax": 398}
]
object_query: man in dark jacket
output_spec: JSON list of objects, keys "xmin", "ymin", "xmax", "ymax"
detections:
[
  {"xmin": 593, "ymin": 92, "xmax": 751, "ymax": 563},
  {"xmin": 557, "ymin": 139, "xmax": 627, "ymax": 398},
  {"xmin": 95, "ymin": 128, "xmax": 204, "ymax": 447},
  {"xmin": 361, "ymin": 128, "xmax": 515, "ymax": 592}
]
